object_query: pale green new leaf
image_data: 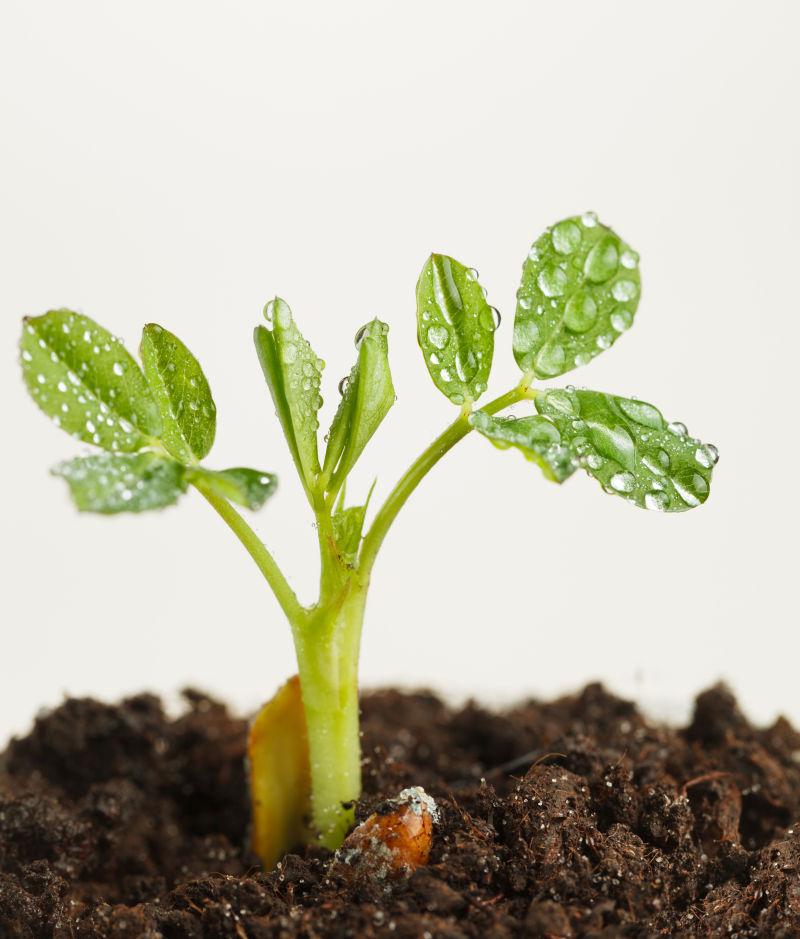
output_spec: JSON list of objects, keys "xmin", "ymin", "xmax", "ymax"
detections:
[
  {"xmin": 188, "ymin": 466, "xmax": 277, "ymax": 511},
  {"xmin": 140, "ymin": 324, "xmax": 216, "ymax": 463},
  {"xmin": 20, "ymin": 309, "xmax": 160, "ymax": 451},
  {"xmin": 323, "ymin": 319, "xmax": 394, "ymax": 490},
  {"xmin": 416, "ymin": 254, "xmax": 496, "ymax": 405},
  {"xmin": 331, "ymin": 481, "xmax": 375, "ymax": 566},
  {"xmin": 52, "ymin": 452, "xmax": 187, "ymax": 513},
  {"xmin": 469, "ymin": 411, "xmax": 576, "ymax": 483},
  {"xmin": 535, "ymin": 388, "xmax": 717, "ymax": 511},
  {"xmin": 254, "ymin": 298, "xmax": 324, "ymax": 492},
  {"xmin": 514, "ymin": 214, "xmax": 641, "ymax": 378}
]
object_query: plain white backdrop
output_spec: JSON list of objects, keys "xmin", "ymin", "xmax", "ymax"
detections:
[{"xmin": 1, "ymin": 1, "xmax": 798, "ymax": 745}]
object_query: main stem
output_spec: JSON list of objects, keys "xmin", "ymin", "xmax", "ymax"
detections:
[{"xmin": 195, "ymin": 374, "xmax": 535, "ymax": 850}]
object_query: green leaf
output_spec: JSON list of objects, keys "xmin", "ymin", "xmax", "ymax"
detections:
[
  {"xmin": 140, "ymin": 324, "xmax": 216, "ymax": 463},
  {"xmin": 254, "ymin": 298, "xmax": 324, "ymax": 491},
  {"xmin": 513, "ymin": 213, "xmax": 641, "ymax": 378},
  {"xmin": 20, "ymin": 309, "xmax": 161, "ymax": 451},
  {"xmin": 469, "ymin": 411, "xmax": 577, "ymax": 483},
  {"xmin": 323, "ymin": 319, "xmax": 394, "ymax": 490},
  {"xmin": 535, "ymin": 388, "xmax": 717, "ymax": 511},
  {"xmin": 331, "ymin": 481, "xmax": 375, "ymax": 566},
  {"xmin": 52, "ymin": 452, "xmax": 187, "ymax": 513},
  {"xmin": 416, "ymin": 254, "xmax": 496, "ymax": 405},
  {"xmin": 188, "ymin": 466, "xmax": 277, "ymax": 511}
]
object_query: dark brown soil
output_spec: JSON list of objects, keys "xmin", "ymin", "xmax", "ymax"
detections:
[{"xmin": 2, "ymin": 684, "xmax": 800, "ymax": 938}]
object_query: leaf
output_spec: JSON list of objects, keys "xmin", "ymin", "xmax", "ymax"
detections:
[
  {"xmin": 140, "ymin": 324, "xmax": 216, "ymax": 463},
  {"xmin": 323, "ymin": 320, "xmax": 394, "ymax": 489},
  {"xmin": 188, "ymin": 466, "xmax": 277, "ymax": 511},
  {"xmin": 416, "ymin": 254, "xmax": 496, "ymax": 404},
  {"xmin": 254, "ymin": 298, "xmax": 324, "ymax": 491},
  {"xmin": 535, "ymin": 388, "xmax": 717, "ymax": 511},
  {"xmin": 52, "ymin": 452, "xmax": 187, "ymax": 513},
  {"xmin": 513, "ymin": 213, "xmax": 642, "ymax": 378},
  {"xmin": 331, "ymin": 481, "xmax": 375, "ymax": 566},
  {"xmin": 20, "ymin": 309, "xmax": 161, "ymax": 451},
  {"xmin": 469, "ymin": 411, "xmax": 577, "ymax": 483},
  {"xmin": 248, "ymin": 675, "xmax": 311, "ymax": 869}
]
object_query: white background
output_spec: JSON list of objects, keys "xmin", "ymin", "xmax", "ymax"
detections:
[{"xmin": 1, "ymin": 2, "xmax": 798, "ymax": 745}]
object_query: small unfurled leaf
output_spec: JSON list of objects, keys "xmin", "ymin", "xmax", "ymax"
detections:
[
  {"xmin": 20, "ymin": 310, "xmax": 160, "ymax": 451},
  {"xmin": 331, "ymin": 481, "xmax": 375, "ymax": 566},
  {"xmin": 188, "ymin": 466, "xmax": 277, "ymax": 511},
  {"xmin": 140, "ymin": 324, "xmax": 216, "ymax": 463},
  {"xmin": 254, "ymin": 298, "xmax": 324, "ymax": 491},
  {"xmin": 52, "ymin": 452, "xmax": 187, "ymax": 513},
  {"xmin": 513, "ymin": 214, "xmax": 641, "ymax": 378},
  {"xmin": 469, "ymin": 411, "xmax": 576, "ymax": 483},
  {"xmin": 535, "ymin": 388, "xmax": 717, "ymax": 511},
  {"xmin": 416, "ymin": 254, "xmax": 496, "ymax": 405},
  {"xmin": 323, "ymin": 320, "xmax": 394, "ymax": 489},
  {"xmin": 249, "ymin": 675, "xmax": 311, "ymax": 869}
]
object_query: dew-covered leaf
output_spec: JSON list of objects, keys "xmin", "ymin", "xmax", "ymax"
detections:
[
  {"xmin": 254, "ymin": 298, "xmax": 324, "ymax": 491},
  {"xmin": 140, "ymin": 324, "xmax": 216, "ymax": 463},
  {"xmin": 416, "ymin": 254, "xmax": 496, "ymax": 405},
  {"xmin": 513, "ymin": 214, "xmax": 641, "ymax": 378},
  {"xmin": 535, "ymin": 388, "xmax": 717, "ymax": 511},
  {"xmin": 469, "ymin": 411, "xmax": 576, "ymax": 483},
  {"xmin": 20, "ymin": 309, "xmax": 160, "ymax": 451},
  {"xmin": 52, "ymin": 452, "xmax": 187, "ymax": 513},
  {"xmin": 188, "ymin": 466, "xmax": 277, "ymax": 511},
  {"xmin": 323, "ymin": 319, "xmax": 394, "ymax": 489}
]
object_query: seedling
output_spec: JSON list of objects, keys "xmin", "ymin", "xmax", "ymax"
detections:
[{"xmin": 19, "ymin": 212, "xmax": 717, "ymax": 864}]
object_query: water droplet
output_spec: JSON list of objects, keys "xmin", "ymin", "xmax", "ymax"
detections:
[
  {"xmin": 574, "ymin": 352, "xmax": 591, "ymax": 367},
  {"xmin": 581, "ymin": 211, "xmax": 598, "ymax": 228},
  {"xmin": 672, "ymin": 476, "xmax": 701, "ymax": 507},
  {"xmin": 621, "ymin": 249, "xmax": 639, "ymax": 269},
  {"xmin": 695, "ymin": 445, "xmax": 716, "ymax": 469},
  {"xmin": 188, "ymin": 401, "xmax": 199, "ymax": 411},
  {"xmin": 113, "ymin": 362, "xmax": 124, "ymax": 377},
  {"xmin": 645, "ymin": 490, "xmax": 670, "ymax": 511},
  {"xmin": 449, "ymin": 392, "xmax": 465, "ymax": 405},
  {"xmin": 541, "ymin": 389, "xmax": 578, "ymax": 418},
  {"xmin": 528, "ymin": 245, "xmax": 540, "ymax": 261},
  {"xmin": 426, "ymin": 325, "xmax": 449, "ymax": 350},
  {"xmin": 564, "ymin": 290, "xmax": 598, "ymax": 333},
  {"xmin": 86, "ymin": 420, "xmax": 96, "ymax": 433},
  {"xmin": 337, "ymin": 376, "xmax": 350, "ymax": 396},
  {"xmin": 588, "ymin": 422, "xmax": 636, "ymax": 471},
  {"xmin": 667, "ymin": 421, "xmax": 688, "ymax": 437},
  {"xmin": 612, "ymin": 279, "xmax": 639, "ymax": 302},
  {"xmin": 455, "ymin": 349, "xmax": 478, "ymax": 383},
  {"xmin": 36, "ymin": 374, "xmax": 45, "ymax": 384},
  {"xmin": 537, "ymin": 265, "xmax": 568, "ymax": 298},
  {"xmin": 429, "ymin": 352, "xmax": 440, "ymax": 365},
  {"xmin": 68, "ymin": 371, "xmax": 79, "ymax": 385},
  {"xmin": 83, "ymin": 330, "xmax": 91, "ymax": 342},
  {"xmin": 439, "ymin": 368, "xmax": 452, "ymax": 383},
  {"xmin": 468, "ymin": 267, "xmax": 480, "ymax": 280},
  {"xmin": 281, "ymin": 342, "xmax": 297, "ymax": 364},
  {"xmin": 518, "ymin": 297, "xmax": 531, "ymax": 311},
  {"xmin": 551, "ymin": 220, "xmax": 582, "ymax": 255},
  {"xmin": 587, "ymin": 453, "xmax": 603, "ymax": 470},
  {"xmin": 534, "ymin": 343, "xmax": 566, "ymax": 377},
  {"xmin": 610, "ymin": 471, "xmax": 635, "ymax": 493},
  {"xmin": 706, "ymin": 443, "xmax": 719, "ymax": 465},
  {"xmin": 618, "ymin": 398, "xmax": 663, "ymax": 429},
  {"xmin": 513, "ymin": 319, "xmax": 539, "ymax": 354},
  {"xmin": 21, "ymin": 350, "xmax": 32, "ymax": 362},
  {"xmin": 596, "ymin": 334, "xmax": 612, "ymax": 350},
  {"xmin": 354, "ymin": 324, "xmax": 368, "ymax": 347},
  {"xmin": 584, "ymin": 235, "xmax": 619, "ymax": 283},
  {"xmin": 610, "ymin": 309, "xmax": 633, "ymax": 332},
  {"xmin": 57, "ymin": 381, "xmax": 67, "ymax": 392}
]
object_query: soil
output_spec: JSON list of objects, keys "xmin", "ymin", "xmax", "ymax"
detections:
[{"xmin": 2, "ymin": 684, "xmax": 800, "ymax": 938}]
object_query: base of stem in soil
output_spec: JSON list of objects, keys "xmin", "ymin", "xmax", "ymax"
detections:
[{"xmin": 2, "ymin": 683, "xmax": 800, "ymax": 937}]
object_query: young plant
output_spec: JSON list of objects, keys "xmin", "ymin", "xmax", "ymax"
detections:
[{"xmin": 19, "ymin": 212, "xmax": 717, "ymax": 864}]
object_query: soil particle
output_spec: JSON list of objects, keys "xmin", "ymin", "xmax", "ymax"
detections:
[{"xmin": 2, "ymin": 682, "xmax": 800, "ymax": 937}]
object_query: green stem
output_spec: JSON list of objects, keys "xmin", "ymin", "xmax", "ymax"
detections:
[
  {"xmin": 293, "ymin": 583, "xmax": 366, "ymax": 847},
  {"xmin": 192, "ymin": 480, "xmax": 305, "ymax": 625},
  {"xmin": 359, "ymin": 379, "xmax": 535, "ymax": 577}
]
